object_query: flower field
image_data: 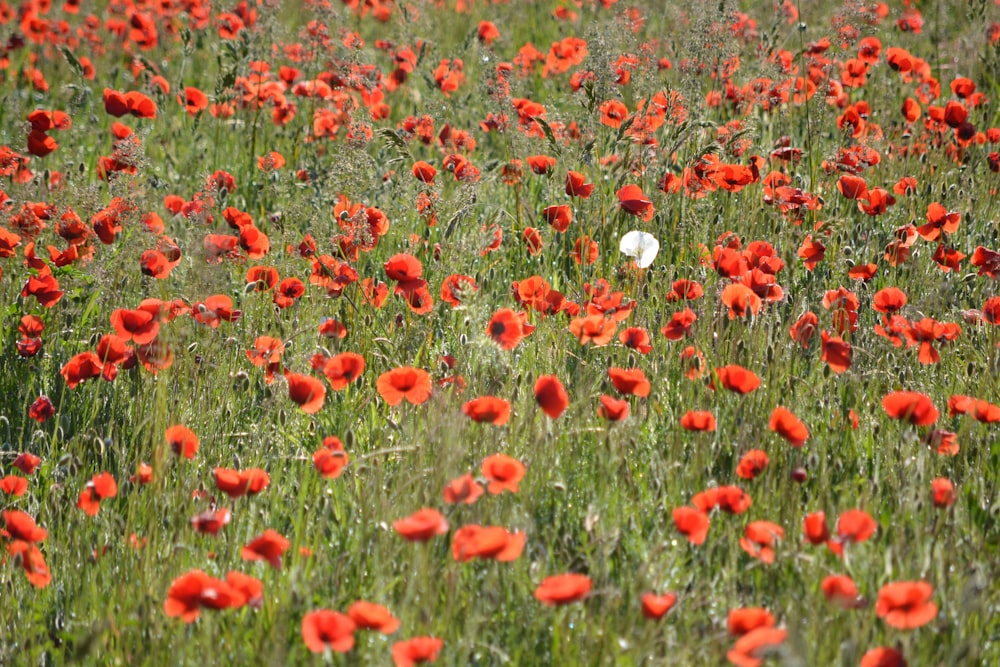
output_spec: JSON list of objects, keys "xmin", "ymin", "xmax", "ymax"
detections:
[{"xmin": 2, "ymin": 0, "xmax": 1000, "ymax": 664}]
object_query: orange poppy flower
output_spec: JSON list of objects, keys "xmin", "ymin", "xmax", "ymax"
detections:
[
  {"xmin": 242, "ymin": 529, "xmax": 290, "ymax": 569},
  {"xmin": 384, "ymin": 253, "xmax": 423, "ymax": 282},
  {"xmin": 597, "ymin": 394, "xmax": 630, "ymax": 421},
  {"xmin": 571, "ymin": 235, "xmax": 599, "ymax": 264},
  {"xmin": 641, "ymin": 592, "xmax": 677, "ymax": 620},
  {"xmin": 533, "ymin": 573, "xmax": 592, "ymax": 605},
  {"xmin": 608, "ymin": 367, "xmax": 650, "ymax": 397},
  {"xmin": 768, "ymin": 406, "xmax": 809, "ymax": 447},
  {"xmin": 739, "ymin": 520, "xmax": 783, "ymax": 564},
  {"xmin": 714, "ymin": 365, "xmax": 761, "ymax": 394},
  {"xmin": 487, "ymin": 308, "xmax": 525, "ymax": 350},
  {"xmin": 693, "ymin": 485, "xmax": 752, "ymax": 514},
  {"xmin": 617, "ymin": 184, "xmax": 654, "ymax": 221},
  {"xmin": 323, "ymin": 352, "xmax": 365, "ymax": 390},
  {"xmin": 442, "ymin": 473, "xmax": 484, "ymax": 505},
  {"xmin": 882, "ymin": 391, "xmax": 938, "ymax": 426},
  {"xmin": 301, "ymin": 609, "xmax": 356, "ymax": 653},
  {"xmin": 534, "ymin": 375, "xmax": 569, "ymax": 419},
  {"xmin": 672, "ymin": 506, "xmax": 710, "ymax": 545},
  {"xmin": 213, "ymin": 468, "xmax": 269, "ymax": 498},
  {"xmin": 522, "ymin": 227, "xmax": 544, "ymax": 255},
  {"xmin": 875, "ymin": 581, "xmax": 937, "ymax": 630},
  {"xmin": 569, "ymin": 314, "xmax": 616, "ymax": 346},
  {"xmin": 60, "ymin": 351, "xmax": 105, "ymax": 388},
  {"xmin": 76, "ymin": 472, "xmax": 117, "ymax": 516},
  {"xmin": 440, "ymin": 274, "xmax": 477, "ymax": 307},
  {"xmin": 285, "ymin": 371, "xmax": 326, "ymax": 414},
  {"xmin": 377, "ymin": 367, "xmax": 433, "ymax": 406},
  {"xmin": 165, "ymin": 424, "xmax": 198, "ymax": 459},
  {"xmin": 526, "ymin": 154, "xmax": 556, "ymax": 175},
  {"xmin": 313, "ymin": 435, "xmax": 349, "ymax": 479},
  {"xmin": 802, "ymin": 511, "xmax": 831, "ymax": 545},
  {"xmin": 393, "ymin": 508, "xmax": 449, "ymax": 541},
  {"xmin": 736, "ymin": 450, "xmax": 769, "ymax": 479},
  {"xmin": 599, "ymin": 99, "xmax": 628, "ymax": 128},
  {"xmin": 392, "ymin": 637, "xmax": 444, "ymax": 667},
  {"xmin": 164, "ymin": 570, "xmax": 245, "ymax": 623},
  {"xmin": 13, "ymin": 453, "xmax": 41, "ymax": 476},
  {"xmin": 481, "ymin": 454, "xmax": 525, "ymax": 494},
  {"xmin": 462, "ymin": 396, "xmax": 511, "ymax": 425},
  {"xmin": 873, "ymin": 287, "xmax": 907, "ymax": 314},
  {"xmin": 348, "ymin": 600, "xmax": 400, "ymax": 634},
  {"xmin": 452, "ymin": 525, "xmax": 526, "ymax": 562}
]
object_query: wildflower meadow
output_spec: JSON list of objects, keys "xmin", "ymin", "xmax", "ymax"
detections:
[{"xmin": 2, "ymin": 0, "xmax": 1000, "ymax": 664}]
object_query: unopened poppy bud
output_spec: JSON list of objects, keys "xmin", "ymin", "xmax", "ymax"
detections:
[{"xmin": 791, "ymin": 468, "xmax": 808, "ymax": 483}]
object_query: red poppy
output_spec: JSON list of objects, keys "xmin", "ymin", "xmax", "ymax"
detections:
[
  {"xmin": 442, "ymin": 473, "xmax": 484, "ymax": 505},
  {"xmin": 822, "ymin": 575, "xmax": 862, "ymax": 609},
  {"xmin": 713, "ymin": 365, "xmax": 761, "ymax": 394},
  {"xmin": 597, "ymin": 394, "xmax": 630, "ymax": 421},
  {"xmin": 188, "ymin": 502, "xmax": 231, "ymax": 533},
  {"xmin": 392, "ymin": 637, "xmax": 444, "ymax": 667},
  {"xmin": 285, "ymin": 371, "xmax": 326, "ymax": 414},
  {"xmin": 462, "ymin": 396, "xmax": 511, "ymax": 425},
  {"xmin": 641, "ymin": 592, "xmax": 677, "ymax": 620},
  {"xmin": 439, "ymin": 274, "xmax": 477, "ymax": 307},
  {"xmin": 534, "ymin": 375, "xmax": 569, "ymax": 419},
  {"xmin": 608, "ymin": 367, "xmax": 650, "ymax": 397},
  {"xmin": 164, "ymin": 570, "xmax": 245, "ymax": 622},
  {"xmin": 836, "ymin": 509, "xmax": 877, "ymax": 544},
  {"xmin": 736, "ymin": 450, "xmax": 769, "ymax": 479},
  {"xmin": 377, "ymin": 367, "xmax": 433, "ymax": 406},
  {"xmin": 13, "ymin": 453, "xmax": 41, "ymax": 476},
  {"xmin": 28, "ymin": 396, "xmax": 55, "ymax": 423},
  {"xmin": 802, "ymin": 511, "xmax": 831, "ymax": 545},
  {"xmin": 7, "ymin": 540, "xmax": 51, "ymax": 588},
  {"xmin": 213, "ymin": 468, "xmax": 270, "ymax": 498},
  {"xmin": 872, "ymin": 287, "xmax": 907, "ymax": 314},
  {"xmin": 526, "ymin": 154, "xmax": 556, "ymax": 174},
  {"xmin": 565, "ymin": 170, "xmax": 594, "ymax": 198},
  {"xmin": 384, "ymin": 253, "xmax": 423, "ymax": 282},
  {"xmin": 661, "ymin": 308, "xmax": 697, "ymax": 340},
  {"xmin": 726, "ymin": 627, "xmax": 787, "ymax": 667},
  {"xmin": 861, "ymin": 647, "xmax": 908, "ymax": 667},
  {"xmin": 166, "ymin": 424, "xmax": 199, "ymax": 459},
  {"xmin": 820, "ymin": 331, "xmax": 853, "ymax": 373},
  {"xmin": 542, "ymin": 204, "xmax": 572, "ymax": 232},
  {"xmin": 931, "ymin": 478, "xmax": 956, "ymax": 507},
  {"xmin": 246, "ymin": 336, "xmax": 285, "ymax": 367},
  {"xmin": 60, "ymin": 351, "xmax": 105, "ymax": 388},
  {"xmin": 481, "ymin": 454, "xmax": 525, "ymax": 494},
  {"xmin": 393, "ymin": 508, "xmax": 449, "ymax": 541},
  {"xmin": 411, "ymin": 161, "xmax": 437, "ymax": 184},
  {"xmin": 323, "ymin": 352, "xmax": 365, "ymax": 390},
  {"xmin": 693, "ymin": 486, "xmax": 752, "ymax": 514},
  {"xmin": 487, "ymin": 309, "xmax": 525, "ymax": 350},
  {"xmin": 570, "ymin": 314, "xmax": 617, "ymax": 346},
  {"xmin": 619, "ymin": 327, "xmax": 653, "ymax": 354},
  {"xmin": 617, "ymin": 184, "xmax": 655, "ymax": 221},
  {"xmin": 882, "ymin": 391, "xmax": 938, "ymax": 426},
  {"xmin": 727, "ymin": 607, "xmax": 775, "ymax": 635},
  {"xmin": 452, "ymin": 525, "xmax": 526, "ymax": 562},
  {"xmin": 313, "ymin": 436, "xmax": 349, "ymax": 479},
  {"xmin": 571, "ymin": 235, "xmax": 599, "ymax": 264},
  {"xmin": 301, "ymin": 609, "xmax": 356, "ymax": 653},
  {"xmin": 680, "ymin": 410, "xmax": 716, "ymax": 432},
  {"xmin": 768, "ymin": 406, "xmax": 809, "ymax": 447},
  {"xmin": 534, "ymin": 573, "xmax": 592, "ymax": 605},
  {"xmin": 77, "ymin": 472, "xmax": 117, "ymax": 516},
  {"xmin": 3, "ymin": 510, "xmax": 47, "ymax": 542},
  {"xmin": 739, "ymin": 520, "xmax": 783, "ymax": 564},
  {"xmin": 672, "ymin": 506, "xmax": 710, "ymax": 545},
  {"xmin": 875, "ymin": 581, "xmax": 937, "ymax": 630},
  {"xmin": 242, "ymin": 529, "xmax": 290, "ymax": 569},
  {"xmin": 721, "ymin": 284, "xmax": 762, "ymax": 319},
  {"xmin": 348, "ymin": 600, "xmax": 400, "ymax": 634},
  {"xmin": 0, "ymin": 476, "xmax": 28, "ymax": 497}
]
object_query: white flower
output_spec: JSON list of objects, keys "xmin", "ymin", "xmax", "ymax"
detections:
[{"xmin": 619, "ymin": 230, "xmax": 659, "ymax": 268}]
